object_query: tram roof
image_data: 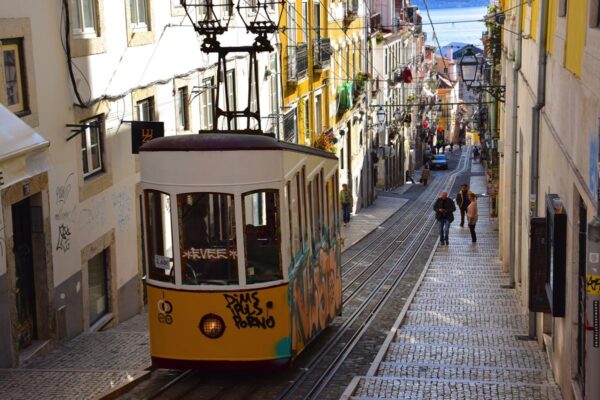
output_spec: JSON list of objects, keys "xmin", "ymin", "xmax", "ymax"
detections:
[{"xmin": 139, "ymin": 133, "xmax": 337, "ymax": 160}]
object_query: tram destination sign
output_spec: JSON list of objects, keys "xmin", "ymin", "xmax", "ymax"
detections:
[{"xmin": 131, "ymin": 121, "xmax": 164, "ymax": 154}]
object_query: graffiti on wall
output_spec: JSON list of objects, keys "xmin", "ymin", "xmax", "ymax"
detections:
[
  {"xmin": 56, "ymin": 224, "xmax": 72, "ymax": 252},
  {"xmin": 79, "ymin": 197, "xmax": 107, "ymax": 229},
  {"xmin": 224, "ymin": 291, "xmax": 275, "ymax": 329},
  {"xmin": 54, "ymin": 173, "xmax": 77, "ymax": 223}
]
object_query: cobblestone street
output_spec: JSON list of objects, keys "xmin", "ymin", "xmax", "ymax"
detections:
[
  {"xmin": 342, "ymin": 168, "xmax": 564, "ymax": 399},
  {"xmin": 0, "ymin": 314, "xmax": 150, "ymax": 400}
]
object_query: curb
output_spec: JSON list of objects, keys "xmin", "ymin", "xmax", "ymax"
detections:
[{"xmin": 96, "ymin": 369, "xmax": 152, "ymax": 400}]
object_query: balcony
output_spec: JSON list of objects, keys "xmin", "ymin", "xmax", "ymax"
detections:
[
  {"xmin": 343, "ymin": 0, "xmax": 359, "ymax": 26},
  {"xmin": 287, "ymin": 44, "xmax": 309, "ymax": 83},
  {"xmin": 313, "ymin": 37, "xmax": 331, "ymax": 70}
]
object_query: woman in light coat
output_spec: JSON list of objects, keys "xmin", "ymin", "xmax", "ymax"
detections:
[{"xmin": 467, "ymin": 192, "xmax": 478, "ymax": 243}]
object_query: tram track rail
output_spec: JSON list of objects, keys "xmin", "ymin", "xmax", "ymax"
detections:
[{"xmin": 119, "ymin": 149, "xmax": 471, "ymax": 400}]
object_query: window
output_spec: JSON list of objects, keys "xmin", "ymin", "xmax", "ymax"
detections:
[
  {"xmin": 290, "ymin": 175, "xmax": 301, "ymax": 254},
  {"xmin": 283, "ymin": 109, "xmax": 298, "ymax": 143},
  {"xmin": 177, "ymin": 192, "xmax": 238, "ymax": 285},
  {"xmin": 2, "ymin": 39, "xmax": 28, "ymax": 114},
  {"xmin": 145, "ymin": 190, "xmax": 174, "ymax": 283},
  {"xmin": 243, "ymin": 190, "xmax": 282, "ymax": 283},
  {"xmin": 222, "ymin": 0, "xmax": 234, "ymax": 18},
  {"xmin": 314, "ymin": 93, "xmax": 322, "ymax": 135},
  {"xmin": 200, "ymin": 77, "xmax": 214, "ymax": 130},
  {"xmin": 301, "ymin": 1, "xmax": 308, "ymax": 44},
  {"xmin": 88, "ymin": 249, "xmax": 109, "ymax": 325},
  {"xmin": 384, "ymin": 48, "xmax": 388, "ymax": 76},
  {"xmin": 303, "ymin": 97, "xmax": 310, "ymax": 143},
  {"xmin": 559, "ymin": 0, "xmax": 567, "ymax": 18},
  {"xmin": 130, "ymin": 0, "xmax": 148, "ymax": 30},
  {"xmin": 249, "ymin": 0, "xmax": 258, "ymax": 14},
  {"xmin": 81, "ymin": 115, "xmax": 104, "ymax": 178},
  {"xmin": 294, "ymin": 173, "xmax": 304, "ymax": 249},
  {"xmin": 225, "ymin": 69, "xmax": 236, "ymax": 129},
  {"xmin": 70, "ymin": 0, "xmax": 97, "ymax": 37},
  {"xmin": 313, "ymin": 3, "xmax": 321, "ymax": 40},
  {"xmin": 176, "ymin": 86, "xmax": 189, "ymax": 131},
  {"xmin": 313, "ymin": 174, "xmax": 322, "ymax": 243},
  {"xmin": 287, "ymin": 3, "xmax": 296, "ymax": 47},
  {"xmin": 137, "ymin": 96, "xmax": 154, "ymax": 121},
  {"xmin": 269, "ymin": 54, "xmax": 279, "ymax": 132},
  {"xmin": 301, "ymin": 167, "xmax": 309, "ymax": 242}
]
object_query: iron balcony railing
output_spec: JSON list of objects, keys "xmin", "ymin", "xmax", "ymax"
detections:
[
  {"xmin": 287, "ymin": 43, "xmax": 309, "ymax": 82},
  {"xmin": 313, "ymin": 37, "xmax": 331, "ymax": 69}
]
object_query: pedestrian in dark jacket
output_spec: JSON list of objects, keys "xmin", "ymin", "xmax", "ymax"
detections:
[
  {"xmin": 421, "ymin": 164, "xmax": 430, "ymax": 186},
  {"xmin": 456, "ymin": 184, "xmax": 471, "ymax": 227},
  {"xmin": 433, "ymin": 191, "xmax": 456, "ymax": 245}
]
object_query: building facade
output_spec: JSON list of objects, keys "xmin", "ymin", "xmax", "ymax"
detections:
[{"xmin": 499, "ymin": 0, "xmax": 600, "ymax": 398}]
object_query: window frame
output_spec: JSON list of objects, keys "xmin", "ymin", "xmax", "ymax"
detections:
[
  {"xmin": 81, "ymin": 115, "xmax": 105, "ymax": 178},
  {"xmin": 176, "ymin": 86, "xmax": 189, "ymax": 131},
  {"xmin": 200, "ymin": 77, "xmax": 215, "ymax": 130},
  {"xmin": 301, "ymin": 1, "xmax": 309, "ymax": 44},
  {"xmin": 71, "ymin": 0, "xmax": 98, "ymax": 38},
  {"xmin": 136, "ymin": 96, "xmax": 155, "ymax": 121},
  {"xmin": 130, "ymin": 0, "xmax": 149, "ymax": 31},
  {"xmin": 2, "ymin": 39, "xmax": 29, "ymax": 115},
  {"xmin": 144, "ymin": 189, "xmax": 175, "ymax": 284},
  {"xmin": 242, "ymin": 189, "xmax": 283, "ymax": 284},
  {"xmin": 225, "ymin": 69, "xmax": 237, "ymax": 129}
]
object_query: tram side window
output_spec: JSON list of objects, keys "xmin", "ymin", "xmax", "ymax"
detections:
[
  {"xmin": 327, "ymin": 177, "xmax": 334, "ymax": 235},
  {"xmin": 301, "ymin": 167, "xmax": 309, "ymax": 241},
  {"xmin": 145, "ymin": 190, "xmax": 174, "ymax": 283},
  {"xmin": 293, "ymin": 173, "xmax": 303, "ymax": 251},
  {"xmin": 243, "ymin": 190, "xmax": 283, "ymax": 283},
  {"xmin": 313, "ymin": 174, "xmax": 322, "ymax": 243},
  {"xmin": 177, "ymin": 193, "xmax": 238, "ymax": 285}
]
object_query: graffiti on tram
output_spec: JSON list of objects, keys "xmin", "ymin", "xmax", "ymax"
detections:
[
  {"xmin": 224, "ymin": 291, "xmax": 276, "ymax": 329},
  {"xmin": 290, "ymin": 237, "xmax": 342, "ymax": 352}
]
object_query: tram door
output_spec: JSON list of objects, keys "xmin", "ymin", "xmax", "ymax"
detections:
[{"xmin": 12, "ymin": 197, "xmax": 37, "ymax": 350}]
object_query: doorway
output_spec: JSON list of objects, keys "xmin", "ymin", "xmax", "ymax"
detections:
[
  {"xmin": 12, "ymin": 197, "xmax": 37, "ymax": 350},
  {"xmin": 577, "ymin": 195, "xmax": 586, "ymax": 396}
]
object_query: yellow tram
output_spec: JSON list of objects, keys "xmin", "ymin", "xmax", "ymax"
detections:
[{"xmin": 140, "ymin": 134, "xmax": 342, "ymax": 368}]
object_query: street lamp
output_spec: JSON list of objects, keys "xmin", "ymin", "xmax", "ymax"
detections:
[
  {"xmin": 459, "ymin": 46, "xmax": 505, "ymax": 103},
  {"xmin": 376, "ymin": 106, "xmax": 386, "ymax": 126}
]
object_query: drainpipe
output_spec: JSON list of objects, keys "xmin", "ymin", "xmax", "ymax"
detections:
[
  {"xmin": 528, "ymin": 0, "xmax": 549, "ymax": 339},
  {"xmin": 508, "ymin": 2, "xmax": 523, "ymax": 288}
]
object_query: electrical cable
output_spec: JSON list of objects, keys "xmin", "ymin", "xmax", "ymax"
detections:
[{"xmin": 62, "ymin": 0, "xmax": 90, "ymax": 108}]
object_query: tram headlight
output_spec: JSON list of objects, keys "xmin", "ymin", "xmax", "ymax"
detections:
[{"xmin": 199, "ymin": 314, "xmax": 225, "ymax": 339}]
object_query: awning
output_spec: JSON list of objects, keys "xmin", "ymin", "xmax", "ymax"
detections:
[{"xmin": 0, "ymin": 103, "xmax": 50, "ymax": 188}]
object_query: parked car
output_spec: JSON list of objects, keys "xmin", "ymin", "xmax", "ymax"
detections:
[{"xmin": 430, "ymin": 154, "xmax": 448, "ymax": 170}]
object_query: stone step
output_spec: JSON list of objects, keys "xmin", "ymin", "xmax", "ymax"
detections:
[
  {"xmin": 383, "ymin": 342, "xmax": 549, "ymax": 370},
  {"xmin": 393, "ymin": 330, "xmax": 536, "ymax": 348},
  {"xmin": 374, "ymin": 362, "xmax": 554, "ymax": 384},
  {"xmin": 409, "ymin": 304, "xmax": 523, "ymax": 314},
  {"xmin": 410, "ymin": 298, "xmax": 517, "ymax": 307},
  {"xmin": 403, "ymin": 311, "xmax": 528, "ymax": 330},
  {"xmin": 348, "ymin": 376, "xmax": 562, "ymax": 400},
  {"xmin": 413, "ymin": 291, "xmax": 517, "ymax": 300}
]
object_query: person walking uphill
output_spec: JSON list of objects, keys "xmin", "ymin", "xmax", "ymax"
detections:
[
  {"xmin": 467, "ymin": 192, "xmax": 478, "ymax": 243},
  {"xmin": 340, "ymin": 183, "xmax": 353, "ymax": 225},
  {"xmin": 456, "ymin": 184, "xmax": 471, "ymax": 227},
  {"xmin": 421, "ymin": 164, "xmax": 430, "ymax": 186},
  {"xmin": 433, "ymin": 191, "xmax": 456, "ymax": 245}
]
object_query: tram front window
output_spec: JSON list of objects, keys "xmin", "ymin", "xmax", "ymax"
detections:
[
  {"xmin": 177, "ymin": 193, "xmax": 238, "ymax": 285},
  {"xmin": 145, "ymin": 190, "xmax": 174, "ymax": 283},
  {"xmin": 243, "ymin": 190, "xmax": 282, "ymax": 283}
]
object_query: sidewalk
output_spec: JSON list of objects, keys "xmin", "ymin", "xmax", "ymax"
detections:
[
  {"xmin": 341, "ymin": 171, "xmax": 563, "ymax": 399},
  {"xmin": 0, "ymin": 190, "xmax": 408, "ymax": 400}
]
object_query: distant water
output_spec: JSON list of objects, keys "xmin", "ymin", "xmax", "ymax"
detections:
[{"xmin": 421, "ymin": 6, "xmax": 487, "ymax": 48}]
